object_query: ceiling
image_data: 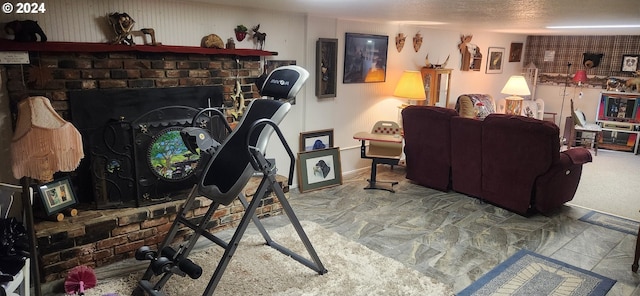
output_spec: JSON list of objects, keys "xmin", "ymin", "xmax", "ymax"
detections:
[{"xmin": 196, "ymin": 0, "xmax": 640, "ymax": 35}]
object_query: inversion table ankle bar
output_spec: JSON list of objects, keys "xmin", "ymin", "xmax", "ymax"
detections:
[{"xmin": 135, "ymin": 66, "xmax": 327, "ymax": 296}]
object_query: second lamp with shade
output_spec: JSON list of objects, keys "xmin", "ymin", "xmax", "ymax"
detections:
[
  {"xmin": 394, "ymin": 70, "xmax": 426, "ymax": 108},
  {"xmin": 394, "ymin": 70, "xmax": 426, "ymax": 126},
  {"xmin": 501, "ymin": 75, "xmax": 531, "ymax": 115}
]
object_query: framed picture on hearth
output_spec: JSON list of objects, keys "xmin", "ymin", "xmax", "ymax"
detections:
[
  {"xmin": 343, "ymin": 33, "xmax": 389, "ymax": 83},
  {"xmin": 297, "ymin": 147, "xmax": 342, "ymax": 193},
  {"xmin": 37, "ymin": 176, "xmax": 78, "ymax": 216}
]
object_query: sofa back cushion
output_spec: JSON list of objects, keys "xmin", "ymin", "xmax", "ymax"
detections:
[
  {"xmin": 480, "ymin": 114, "xmax": 560, "ymax": 214},
  {"xmin": 451, "ymin": 116, "xmax": 483, "ymax": 197},
  {"xmin": 401, "ymin": 105, "xmax": 458, "ymax": 191}
]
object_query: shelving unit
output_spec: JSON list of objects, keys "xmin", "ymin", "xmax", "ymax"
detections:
[
  {"xmin": 420, "ymin": 67, "xmax": 452, "ymax": 108},
  {"xmin": 597, "ymin": 124, "xmax": 639, "ymax": 154},
  {"xmin": 595, "ymin": 91, "xmax": 640, "ymax": 154}
]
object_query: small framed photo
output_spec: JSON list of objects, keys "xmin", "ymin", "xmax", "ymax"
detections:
[
  {"xmin": 621, "ymin": 55, "xmax": 639, "ymax": 72},
  {"xmin": 508, "ymin": 42, "xmax": 523, "ymax": 62},
  {"xmin": 299, "ymin": 129, "xmax": 334, "ymax": 152},
  {"xmin": 486, "ymin": 47, "xmax": 505, "ymax": 74},
  {"xmin": 37, "ymin": 177, "xmax": 77, "ymax": 216},
  {"xmin": 297, "ymin": 147, "xmax": 342, "ymax": 193}
]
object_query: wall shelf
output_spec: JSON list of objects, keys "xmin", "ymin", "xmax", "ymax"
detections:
[{"xmin": 0, "ymin": 39, "xmax": 278, "ymax": 57}]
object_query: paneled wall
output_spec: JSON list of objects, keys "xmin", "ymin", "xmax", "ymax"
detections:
[{"xmin": 524, "ymin": 35, "xmax": 640, "ymax": 77}]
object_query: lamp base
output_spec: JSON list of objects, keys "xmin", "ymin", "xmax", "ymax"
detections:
[{"xmin": 505, "ymin": 96, "xmax": 524, "ymax": 115}]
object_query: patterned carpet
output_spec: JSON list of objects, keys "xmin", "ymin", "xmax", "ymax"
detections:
[
  {"xmin": 579, "ymin": 211, "xmax": 639, "ymax": 235},
  {"xmin": 457, "ymin": 250, "xmax": 616, "ymax": 296}
]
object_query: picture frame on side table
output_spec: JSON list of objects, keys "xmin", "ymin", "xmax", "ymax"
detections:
[
  {"xmin": 621, "ymin": 55, "xmax": 639, "ymax": 72},
  {"xmin": 343, "ymin": 33, "xmax": 389, "ymax": 83},
  {"xmin": 37, "ymin": 176, "xmax": 77, "ymax": 216},
  {"xmin": 316, "ymin": 38, "xmax": 338, "ymax": 98},
  {"xmin": 297, "ymin": 147, "xmax": 342, "ymax": 193},
  {"xmin": 299, "ymin": 129, "xmax": 334, "ymax": 152},
  {"xmin": 486, "ymin": 47, "xmax": 505, "ymax": 74}
]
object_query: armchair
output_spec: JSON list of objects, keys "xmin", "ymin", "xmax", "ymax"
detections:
[{"xmin": 481, "ymin": 114, "xmax": 592, "ymax": 215}]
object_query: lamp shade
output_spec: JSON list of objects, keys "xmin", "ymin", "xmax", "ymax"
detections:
[
  {"xmin": 573, "ymin": 70, "xmax": 588, "ymax": 83},
  {"xmin": 500, "ymin": 75, "xmax": 531, "ymax": 96},
  {"xmin": 10, "ymin": 96, "xmax": 84, "ymax": 181},
  {"xmin": 393, "ymin": 71, "xmax": 426, "ymax": 100}
]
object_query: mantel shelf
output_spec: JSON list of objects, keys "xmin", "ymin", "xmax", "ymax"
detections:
[{"xmin": 0, "ymin": 39, "xmax": 278, "ymax": 57}]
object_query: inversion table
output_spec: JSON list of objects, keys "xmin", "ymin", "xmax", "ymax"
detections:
[{"xmin": 134, "ymin": 66, "xmax": 327, "ymax": 296}]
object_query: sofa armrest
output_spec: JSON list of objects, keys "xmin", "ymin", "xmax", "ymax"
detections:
[{"xmin": 561, "ymin": 148, "xmax": 593, "ymax": 165}]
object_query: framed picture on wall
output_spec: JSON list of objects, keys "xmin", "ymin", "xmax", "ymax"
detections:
[
  {"xmin": 316, "ymin": 38, "xmax": 338, "ymax": 98},
  {"xmin": 343, "ymin": 33, "xmax": 389, "ymax": 83},
  {"xmin": 621, "ymin": 55, "xmax": 639, "ymax": 72},
  {"xmin": 508, "ymin": 42, "xmax": 523, "ymax": 62},
  {"xmin": 486, "ymin": 47, "xmax": 505, "ymax": 74},
  {"xmin": 297, "ymin": 147, "xmax": 342, "ymax": 193}
]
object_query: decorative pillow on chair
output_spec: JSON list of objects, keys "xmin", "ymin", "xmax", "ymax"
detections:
[
  {"xmin": 455, "ymin": 94, "xmax": 495, "ymax": 119},
  {"xmin": 456, "ymin": 96, "xmax": 475, "ymax": 118}
]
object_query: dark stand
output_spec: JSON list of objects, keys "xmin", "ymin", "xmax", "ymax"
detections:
[
  {"xmin": 359, "ymin": 140, "xmax": 400, "ymax": 193},
  {"xmin": 21, "ymin": 177, "xmax": 41, "ymax": 296}
]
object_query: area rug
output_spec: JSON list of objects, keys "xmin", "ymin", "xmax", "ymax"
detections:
[
  {"xmin": 579, "ymin": 210, "xmax": 639, "ymax": 235},
  {"xmin": 80, "ymin": 221, "xmax": 452, "ymax": 296},
  {"xmin": 457, "ymin": 250, "xmax": 616, "ymax": 296}
]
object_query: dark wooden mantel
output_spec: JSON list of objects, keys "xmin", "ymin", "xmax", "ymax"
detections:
[{"xmin": 0, "ymin": 39, "xmax": 278, "ymax": 56}]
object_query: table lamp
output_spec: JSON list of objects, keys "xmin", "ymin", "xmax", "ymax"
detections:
[
  {"xmin": 394, "ymin": 70, "xmax": 426, "ymax": 107},
  {"xmin": 10, "ymin": 96, "xmax": 84, "ymax": 296},
  {"xmin": 501, "ymin": 75, "xmax": 531, "ymax": 115},
  {"xmin": 573, "ymin": 69, "xmax": 588, "ymax": 99}
]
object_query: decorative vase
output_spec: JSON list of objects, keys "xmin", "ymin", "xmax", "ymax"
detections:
[{"xmin": 235, "ymin": 31, "xmax": 247, "ymax": 42}]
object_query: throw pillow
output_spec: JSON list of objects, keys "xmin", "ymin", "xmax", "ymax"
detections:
[{"xmin": 456, "ymin": 96, "xmax": 475, "ymax": 118}]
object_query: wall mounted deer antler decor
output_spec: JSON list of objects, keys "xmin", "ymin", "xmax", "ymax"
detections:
[
  {"xmin": 413, "ymin": 32, "xmax": 423, "ymax": 52},
  {"xmin": 395, "ymin": 33, "xmax": 406, "ymax": 52}
]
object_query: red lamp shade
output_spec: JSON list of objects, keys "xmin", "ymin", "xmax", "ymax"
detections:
[{"xmin": 573, "ymin": 70, "xmax": 588, "ymax": 83}]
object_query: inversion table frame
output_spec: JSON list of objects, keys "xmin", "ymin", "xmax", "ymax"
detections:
[{"xmin": 135, "ymin": 104, "xmax": 326, "ymax": 295}]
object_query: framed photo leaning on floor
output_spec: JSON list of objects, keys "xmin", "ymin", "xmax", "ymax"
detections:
[{"xmin": 297, "ymin": 147, "xmax": 342, "ymax": 193}]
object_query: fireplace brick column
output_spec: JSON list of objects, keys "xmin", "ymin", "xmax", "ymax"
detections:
[{"xmin": 4, "ymin": 48, "xmax": 283, "ymax": 283}]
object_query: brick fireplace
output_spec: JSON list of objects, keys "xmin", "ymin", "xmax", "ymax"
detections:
[{"xmin": 2, "ymin": 41, "xmax": 288, "ymax": 282}]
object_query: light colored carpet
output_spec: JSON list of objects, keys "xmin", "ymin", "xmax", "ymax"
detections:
[
  {"xmin": 79, "ymin": 221, "xmax": 452, "ymax": 296},
  {"xmin": 568, "ymin": 149, "xmax": 640, "ymax": 222}
]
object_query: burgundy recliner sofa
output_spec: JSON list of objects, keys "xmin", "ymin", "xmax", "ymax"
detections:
[{"xmin": 402, "ymin": 106, "xmax": 592, "ymax": 216}]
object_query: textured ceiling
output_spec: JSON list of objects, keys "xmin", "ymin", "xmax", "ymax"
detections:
[{"xmin": 195, "ymin": 0, "xmax": 640, "ymax": 35}]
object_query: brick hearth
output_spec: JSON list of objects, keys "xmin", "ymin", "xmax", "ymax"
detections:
[
  {"xmin": 3, "ymin": 43, "xmax": 284, "ymax": 282},
  {"xmin": 34, "ymin": 176, "xmax": 287, "ymax": 282}
]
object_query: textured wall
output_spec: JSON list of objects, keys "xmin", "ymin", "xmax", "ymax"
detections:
[{"xmin": 524, "ymin": 35, "xmax": 640, "ymax": 77}]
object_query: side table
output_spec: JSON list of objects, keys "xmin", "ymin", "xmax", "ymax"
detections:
[{"xmin": 353, "ymin": 131, "xmax": 403, "ymax": 192}]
